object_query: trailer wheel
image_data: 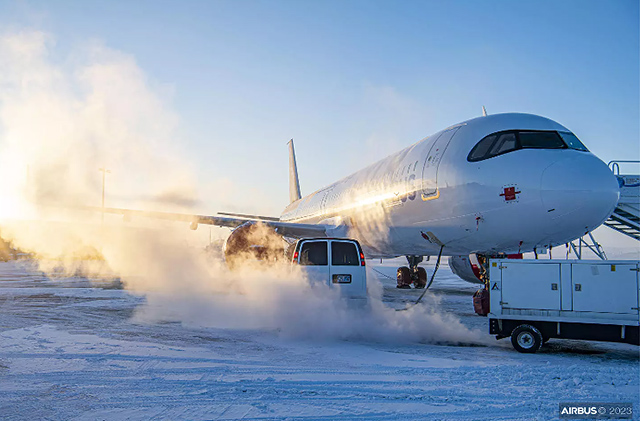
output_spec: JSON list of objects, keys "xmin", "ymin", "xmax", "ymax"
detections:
[{"xmin": 511, "ymin": 324, "xmax": 543, "ymax": 353}]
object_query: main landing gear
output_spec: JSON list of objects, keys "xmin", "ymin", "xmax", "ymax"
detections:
[{"xmin": 397, "ymin": 255, "xmax": 427, "ymax": 289}]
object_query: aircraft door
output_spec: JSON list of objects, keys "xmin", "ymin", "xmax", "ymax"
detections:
[{"xmin": 422, "ymin": 127, "xmax": 460, "ymax": 198}]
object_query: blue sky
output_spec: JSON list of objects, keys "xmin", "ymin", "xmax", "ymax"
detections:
[{"xmin": 1, "ymin": 0, "xmax": 639, "ymax": 219}]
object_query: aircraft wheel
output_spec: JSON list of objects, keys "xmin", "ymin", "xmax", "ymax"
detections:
[
  {"xmin": 414, "ymin": 267, "xmax": 427, "ymax": 289},
  {"xmin": 511, "ymin": 324, "xmax": 543, "ymax": 353},
  {"xmin": 397, "ymin": 267, "xmax": 412, "ymax": 289}
]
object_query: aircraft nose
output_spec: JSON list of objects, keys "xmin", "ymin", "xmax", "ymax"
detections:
[{"xmin": 540, "ymin": 154, "xmax": 620, "ymax": 236}]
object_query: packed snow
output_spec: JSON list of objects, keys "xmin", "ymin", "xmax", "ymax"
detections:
[{"xmin": 0, "ymin": 259, "xmax": 637, "ymax": 420}]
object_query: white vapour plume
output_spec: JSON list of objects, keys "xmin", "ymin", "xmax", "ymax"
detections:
[
  {"xmin": 133, "ymin": 255, "xmax": 485, "ymax": 345},
  {"xmin": 0, "ymin": 29, "xmax": 485, "ymax": 347},
  {"xmin": 0, "ymin": 30, "xmax": 196, "ymax": 217}
]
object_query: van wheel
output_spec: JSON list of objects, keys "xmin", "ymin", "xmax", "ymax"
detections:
[
  {"xmin": 511, "ymin": 324, "xmax": 543, "ymax": 353},
  {"xmin": 397, "ymin": 267, "xmax": 412, "ymax": 289},
  {"xmin": 414, "ymin": 267, "xmax": 427, "ymax": 289}
]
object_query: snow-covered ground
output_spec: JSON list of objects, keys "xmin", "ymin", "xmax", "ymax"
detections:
[{"xmin": 0, "ymin": 259, "xmax": 637, "ymax": 420}]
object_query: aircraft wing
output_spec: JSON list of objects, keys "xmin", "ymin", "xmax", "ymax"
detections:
[{"xmin": 97, "ymin": 207, "xmax": 328, "ymax": 238}]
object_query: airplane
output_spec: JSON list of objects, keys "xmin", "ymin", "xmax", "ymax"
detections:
[{"xmin": 102, "ymin": 112, "xmax": 620, "ymax": 288}]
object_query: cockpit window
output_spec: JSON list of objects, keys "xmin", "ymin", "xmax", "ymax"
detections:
[
  {"xmin": 489, "ymin": 132, "xmax": 517, "ymax": 155},
  {"xmin": 559, "ymin": 131, "xmax": 589, "ymax": 152},
  {"xmin": 468, "ymin": 134, "xmax": 496, "ymax": 161},
  {"xmin": 467, "ymin": 130, "xmax": 588, "ymax": 162},
  {"xmin": 519, "ymin": 131, "xmax": 565, "ymax": 149}
]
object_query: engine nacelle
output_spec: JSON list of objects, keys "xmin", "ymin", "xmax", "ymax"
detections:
[
  {"xmin": 449, "ymin": 253, "xmax": 523, "ymax": 284},
  {"xmin": 448, "ymin": 254, "xmax": 483, "ymax": 284},
  {"xmin": 223, "ymin": 221, "xmax": 286, "ymax": 270}
]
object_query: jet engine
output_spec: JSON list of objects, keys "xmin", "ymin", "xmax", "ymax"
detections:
[
  {"xmin": 449, "ymin": 253, "xmax": 524, "ymax": 284},
  {"xmin": 448, "ymin": 254, "xmax": 484, "ymax": 284},
  {"xmin": 223, "ymin": 221, "xmax": 286, "ymax": 270}
]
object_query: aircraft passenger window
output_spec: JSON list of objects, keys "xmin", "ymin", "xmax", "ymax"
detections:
[
  {"xmin": 519, "ymin": 131, "xmax": 565, "ymax": 149},
  {"xmin": 331, "ymin": 241, "xmax": 359, "ymax": 266},
  {"xmin": 489, "ymin": 133, "xmax": 517, "ymax": 155},
  {"xmin": 300, "ymin": 241, "xmax": 328, "ymax": 266},
  {"xmin": 468, "ymin": 134, "xmax": 497, "ymax": 161},
  {"xmin": 559, "ymin": 132, "xmax": 589, "ymax": 152}
]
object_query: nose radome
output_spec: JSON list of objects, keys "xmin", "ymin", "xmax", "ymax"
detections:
[{"xmin": 540, "ymin": 154, "xmax": 620, "ymax": 235}]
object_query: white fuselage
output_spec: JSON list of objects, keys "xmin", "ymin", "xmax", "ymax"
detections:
[{"xmin": 279, "ymin": 113, "xmax": 620, "ymax": 258}]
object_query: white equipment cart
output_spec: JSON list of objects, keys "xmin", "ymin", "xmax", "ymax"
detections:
[{"xmin": 487, "ymin": 259, "xmax": 639, "ymax": 353}]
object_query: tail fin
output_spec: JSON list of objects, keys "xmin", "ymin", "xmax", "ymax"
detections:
[
  {"xmin": 288, "ymin": 139, "xmax": 302, "ymax": 203},
  {"xmin": 482, "ymin": 106, "xmax": 488, "ymax": 117}
]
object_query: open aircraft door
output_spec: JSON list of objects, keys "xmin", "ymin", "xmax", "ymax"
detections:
[{"xmin": 421, "ymin": 126, "xmax": 460, "ymax": 199}]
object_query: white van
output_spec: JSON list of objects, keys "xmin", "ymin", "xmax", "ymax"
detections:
[{"xmin": 291, "ymin": 238, "xmax": 367, "ymax": 299}]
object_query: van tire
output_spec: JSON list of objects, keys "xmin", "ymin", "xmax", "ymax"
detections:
[
  {"xmin": 511, "ymin": 324, "xmax": 543, "ymax": 353},
  {"xmin": 414, "ymin": 267, "xmax": 427, "ymax": 289}
]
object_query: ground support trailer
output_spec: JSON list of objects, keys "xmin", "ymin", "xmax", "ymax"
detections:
[{"xmin": 487, "ymin": 259, "xmax": 640, "ymax": 353}]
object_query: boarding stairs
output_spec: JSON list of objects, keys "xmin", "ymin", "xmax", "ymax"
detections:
[{"xmin": 605, "ymin": 161, "xmax": 640, "ymax": 241}]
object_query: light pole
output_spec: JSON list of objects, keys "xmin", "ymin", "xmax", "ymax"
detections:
[{"xmin": 98, "ymin": 167, "xmax": 111, "ymax": 223}]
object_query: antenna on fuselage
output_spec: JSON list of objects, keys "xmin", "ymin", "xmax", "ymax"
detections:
[
  {"xmin": 287, "ymin": 139, "xmax": 302, "ymax": 204},
  {"xmin": 482, "ymin": 106, "xmax": 488, "ymax": 117}
]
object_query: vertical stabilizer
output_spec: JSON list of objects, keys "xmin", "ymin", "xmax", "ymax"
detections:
[
  {"xmin": 288, "ymin": 139, "xmax": 302, "ymax": 203},
  {"xmin": 482, "ymin": 106, "xmax": 488, "ymax": 117}
]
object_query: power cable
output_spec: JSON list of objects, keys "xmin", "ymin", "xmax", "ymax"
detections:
[
  {"xmin": 396, "ymin": 245, "xmax": 445, "ymax": 311},
  {"xmin": 370, "ymin": 266, "xmax": 396, "ymax": 281}
]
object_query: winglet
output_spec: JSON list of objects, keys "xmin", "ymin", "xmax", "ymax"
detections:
[
  {"xmin": 482, "ymin": 106, "xmax": 488, "ymax": 117},
  {"xmin": 288, "ymin": 139, "xmax": 302, "ymax": 203}
]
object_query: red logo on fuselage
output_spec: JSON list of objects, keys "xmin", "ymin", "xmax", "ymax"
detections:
[{"xmin": 500, "ymin": 186, "xmax": 521, "ymax": 201}]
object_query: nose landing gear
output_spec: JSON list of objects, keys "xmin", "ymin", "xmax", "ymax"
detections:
[{"xmin": 396, "ymin": 255, "xmax": 427, "ymax": 289}]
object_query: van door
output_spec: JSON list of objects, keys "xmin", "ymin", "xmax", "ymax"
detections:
[
  {"xmin": 298, "ymin": 240, "xmax": 329, "ymax": 284},
  {"xmin": 422, "ymin": 126, "xmax": 460, "ymax": 198},
  {"xmin": 329, "ymin": 240, "xmax": 366, "ymax": 298}
]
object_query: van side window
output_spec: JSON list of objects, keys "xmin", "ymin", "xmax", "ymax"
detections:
[
  {"xmin": 331, "ymin": 241, "xmax": 359, "ymax": 266},
  {"xmin": 300, "ymin": 241, "xmax": 328, "ymax": 266}
]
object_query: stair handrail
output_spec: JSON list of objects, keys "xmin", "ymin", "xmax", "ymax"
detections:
[{"xmin": 608, "ymin": 160, "xmax": 640, "ymax": 176}]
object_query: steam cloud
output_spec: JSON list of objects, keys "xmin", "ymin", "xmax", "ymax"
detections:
[{"xmin": 0, "ymin": 29, "xmax": 485, "ymax": 346}]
